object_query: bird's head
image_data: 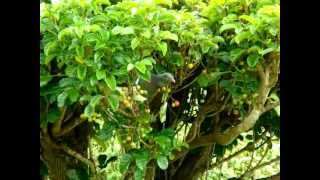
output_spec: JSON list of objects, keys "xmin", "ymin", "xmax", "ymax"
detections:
[{"xmin": 158, "ymin": 73, "xmax": 176, "ymax": 84}]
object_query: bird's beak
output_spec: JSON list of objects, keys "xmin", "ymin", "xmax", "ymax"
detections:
[{"xmin": 172, "ymin": 79, "xmax": 176, "ymax": 83}]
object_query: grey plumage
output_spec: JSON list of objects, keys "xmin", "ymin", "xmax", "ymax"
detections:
[{"xmin": 137, "ymin": 73, "xmax": 175, "ymax": 99}]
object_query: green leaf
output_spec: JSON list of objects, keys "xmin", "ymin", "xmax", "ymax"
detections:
[
  {"xmin": 84, "ymin": 104, "xmax": 94, "ymax": 117},
  {"xmin": 119, "ymin": 154, "xmax": 132, "ymax": 173},
  {"xmin": 47, "ymin": 109, "xmax": 60, "ymax": 123},
  {"xmin": 230, "ymin": 49, "xmax": 245, "ymax": 62},
  {"xmin": 233, "ymin": 31, "xmax": 252, "ymax": 44},
  {"xmin": 197, "ymin": 74, "xmax": 209, "ymax": 87},
  {"xmin": 127, "ymin": 63, "xmax": 135, "ymax": 72},
  {"xmin": 58, "ymin": 27, "xmax": 74, "ymax": 40},
  {"xmin": 155, "ymin": 0, "xmax": 172, "ymax": 7},
  {"xmin": 112, "ymin": 26, "xmax": 134, "ymax": 35},
  {"xmin": 96, "ymin": 70, "xmax": 106, "ymax": 80},
  {"xmin": 57, "ymin": 92, "xmax": 68, "ymax": 107},
  {"xmin": 219, "ymin": 24, "xmax": 238, "ymax": 33},
  {"xmin": 170, "ymin": 52, "xmax": 184, "ymax": 67},
  {"xmin": 131, "ymin": 38, "xmax": 140, "ymax": 50},
  {"xmin": 134, "ymin": 168, "xmax": 144, "ymax": 180},
  {"xmin": 105, "ymin": 75, "xmax": 117, "ymax": 90},
  {"xmin": 159, "ymin": 31, "xmax": 178, "ymax": 42},
  {"xmin": 107, "ymin": 94, "xmax": 119, "ymax": 111},
  {"xmin": 197, "ymin": 72, "xmax": 222, "ymax": 87},
  {"xmin": 65, "ymin": 65, "xmax": 76, "ymax": 77},
  {"xmin": 77, "ymin": 65, "xmax": 87, "ymax": 80},
  {"xmin": 135, "ymin": 61, "xmax": 147, "ymax": 74},
  {"xmin": 111, "ymin": 26, "xmax": 122, "ymax": 35},
  {"xmin": 133, "ymin": 94, "xmax": 147, "ymax": 102},
  {"xmin": 159, "ymin": 102, "xmax": 167, "ymax": 123},
  {"xmin": 121, "ymin": 27, "xmax": 135, "ymax": 35},
  {"xmin": 141, "ymin": 30, "xmax": 152, "ymax": 39},
  {"xmin": 141, "ymin": 57, "xmax": 156, "ymax": 66},
  {"xmin": 247, "ymin": 54, "xmax": 260, "ymax": 67},
  {"xmin": 212, "ymin": 36, "xmax": 225, "ymax": 43},
  {"xmin": 260, "ymin": 47, "xmax": 276, "ymax": 56},
  {"xmin": 90, "ymin": 95, "xmax": 103, "ymax": 107},
  {"xmin": 239, "ymin": 15, "xmax": 257, "ymax": 24},
  {"xmin": 158, "ymin": 42, "xmax": 167, "ymax": 56},
  {"xmin": 67, "ymin": 88, "xmax": 80, "ymax": 102},
  {"xmin": 156, "ymin": 156, "xmax": 168, "ymax": 170},
  {"xmin": 134, "ymin": 150, "xmax": 149, "ymax": 170},
  {"xmin": 40, "ymin": 75, "xmax": 52, "ymax": 87},
  {"xmin": 96, "ymin": 123, "xmax": 114, "ymax": 140}
]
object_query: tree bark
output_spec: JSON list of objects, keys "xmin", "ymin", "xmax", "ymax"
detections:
[{"xmin": 40, "ymin": 121, "xmax": 91, "ymax": 180}]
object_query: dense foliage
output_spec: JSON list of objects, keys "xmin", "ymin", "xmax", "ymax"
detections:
[{"xmin": 40, "ymin": 0, "xmax": 280, "ymax": 179}]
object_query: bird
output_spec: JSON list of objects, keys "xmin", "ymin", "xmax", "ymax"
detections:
[
  {"xmin": 136, "ymin": 72, "xmax": 175, "ymax": 98},
  {"xmin": 136, "ymin": 72, "xmax": 175, "ymax": 113}
]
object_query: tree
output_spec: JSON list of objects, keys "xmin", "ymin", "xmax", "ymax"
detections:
[{"xmin": 40, "ymin": 0, "xmax": 280, "ymax": 179}]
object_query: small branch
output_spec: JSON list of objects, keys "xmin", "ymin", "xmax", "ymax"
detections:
[
  {"xmin": 59, "ymin": 144, "xmax": 97, "ymax": 176},
  {"xmin": 52, "ymin": 107, "xmax": 67, "ymax": 137},
  {"xmin": 240, "ymin": 156, "xmax": 280, "ymax": 178},
  {"xmin": 262, "ymin": 101, "xmax": 280, "ymax": 114},
  {"xmin": 255, "ymin": 172, "xmax": 280, "ymax": 180},
  {"xmin": 174, "ymin": 76, "xmax": 199, "ymax": 93},
  {"xmin": 56, "ymin": 117, "xmax": 87, "ymax": 137},
  {"xmin": 209, "ymin": 131, "xmax": 268, "ymax": 169}
]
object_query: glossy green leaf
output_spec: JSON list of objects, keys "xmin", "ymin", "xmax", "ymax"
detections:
[
  {"xmin": 67, "ymin": 88, "xmax": 80, "ymax": 102},
  {"xmin": 134, "ymin": 149, "xmax": 149, "ymax": 170},
  {"xmin": 219, "ymin": 24, "xmax": 238, "ymax": 33},
  {"xmin": 127, "ymin": 63, "xmax": 135, "ymax": 72},
  {"xmin": 105, "ymin": 75, "xmax": 117, "ymax": 90},
  {"xmin": 47, "ymin": 109, "xmax": 60, "ymax": 123},
  {"xmin": 107, "ymin": 94, "xmax": 119, "ymax": 111},
  {"xmin": 135, "ymin": 61, "xmax": 147, "ymax": 74},
  {"xmin": 159, "ymin": 102, "xmax": 167, "ymax": 123},
  {"xmin": 156, "ymin": 156, "xmax": 169, "ymax": 170},
  {"xmin": 131, "ymin": 38, "xmax": 140, "ymax": 50},
  {"xmin": 77, "ymin": 65, "xmax": 87, "ymax": 80},
  {"xmin": 96, "ymin": 70, "xmax": 106, "ymax": 80},
  {"xmin": 159, "ymin": 42, "xmax": 167, "ymax": 56},
  {"xmin": 159, "ymin": 31, "xmax": 178, "ymax": 42},
  {"xmin": 170, "ymin": 52, "xmax": 184, "ymax": 67},
  {"xmin": 40, "ymin": 75, "xmax": 52, "ymax": 87},
  {"xmin": 57, "ymin": 92, "xmax": 68, "ymax": 107}
]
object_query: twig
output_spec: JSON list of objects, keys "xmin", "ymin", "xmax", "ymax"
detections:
[
  {"xmin": 240, "ymin": 156, "xmax": 280, "ymax": 178},
  {"xmin": 52, "ymin": 107, "xmax": 67, "ymax": 137},
  {"xmin": 59, "ymin": 144, "xmax": 98, "ymax": 177},
  {"xmin": 262, "ymin": 101, "xmax": 280, "ymax": 114},
  {"xmin": 57, "ymin": 117, "xmax": 87, "ymax": 137},
  {"xmin": 174, "ymin": 76, "xmax": 199, "ymax": 93}
]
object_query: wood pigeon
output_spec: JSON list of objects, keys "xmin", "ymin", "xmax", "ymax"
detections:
[
  {"xmin": 136, "ymin": 72, "xmax": 175, "ymax": 112},
  {"xmin": 136, "ymin": 73, "xmax": 175, "ymax": 98}
]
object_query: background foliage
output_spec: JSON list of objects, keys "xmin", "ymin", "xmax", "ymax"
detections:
[{"xmin": 40, "ymin": 0, "xmax": 280, "ymax": 179}]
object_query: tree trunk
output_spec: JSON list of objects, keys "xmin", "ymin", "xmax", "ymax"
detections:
[{"xmin": 40, "ymin": 122, "xmax": 91, "ymax": 180}]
